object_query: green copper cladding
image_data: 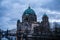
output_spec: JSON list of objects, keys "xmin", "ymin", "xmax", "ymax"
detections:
[{"xmin": 24, "ymin": 6, "xmax": 35, "ymax": 15}]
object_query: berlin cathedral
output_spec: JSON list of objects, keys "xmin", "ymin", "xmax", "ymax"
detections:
[
  {"xmin": 0, "ymin": 6, "xmax": 60, "ymax": 40},
  {"xmin": 16, "ymin": 6, "xmax": 50, "ymax": 40}
]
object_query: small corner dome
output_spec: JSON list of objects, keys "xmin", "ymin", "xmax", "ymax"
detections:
[
  {"xmin": 17, "ymin": 19, "xmax": 20, "ymax": 23},
  {"xmin": 23, "ymin": 6, "xmax": 35, "ymax": 15},
  {"xmin": 42, "ymin": 13, "xmax": 48, "ymax": 18}
]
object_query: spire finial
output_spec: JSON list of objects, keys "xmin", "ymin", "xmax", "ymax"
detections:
[
  {"xmin": 28, "ymin": 4, "xmax": 31, "ymax": 9},
  {"xmin": 28, "ymin": 6, "xmax": 30, "ymax": 9},
  {"xmin": 28, "ymin": 3, "xmax": 31, "ymax": 9}
]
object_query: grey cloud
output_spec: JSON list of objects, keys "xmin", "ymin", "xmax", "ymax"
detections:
[
  {"xmin": 41, "ymin": 0, "xmax": 60, "ymax": 11},
  {"xmin": 0, "ymin": 0, "xmax": 60, "ymax": 30}
]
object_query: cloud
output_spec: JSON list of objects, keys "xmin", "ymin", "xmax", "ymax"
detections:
[
  {"xmin": 49, "ymin": 19, "xmax": 60, "ymax": 23},
  {"xmin": 0, "ymin": 0, "xmax": 60, "ymax": 30},
  {"xmin": 33, "ymin": 7, "xmax": 60, "ymax": 22},
  {"xmin": 41, "ymin": 0, "xmax": 60, "ymax": 11}
]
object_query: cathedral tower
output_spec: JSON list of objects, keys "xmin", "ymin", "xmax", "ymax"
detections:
[
  {"xmin": 16, "ymin": 20, "xmax": 21, "ymax": 40},
  {"xmin": 41, "ymin": 13, "xmax": 50, "ymax": 32}
]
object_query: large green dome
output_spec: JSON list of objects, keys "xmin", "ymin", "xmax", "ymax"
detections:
[
  {"xmin": 23, "ymin": 6, "xmax": 35, "ymax": 15},
  {"xmin": 22, "ymin": 6, "xmax": 37, "ymax": 22}
]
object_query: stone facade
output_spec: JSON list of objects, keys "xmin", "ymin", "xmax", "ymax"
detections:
[{"xmin": 16, "ymin": 6, "xmax": 50, "ymax": 40}]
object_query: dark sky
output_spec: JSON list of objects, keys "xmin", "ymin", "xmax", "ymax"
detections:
[{"xmin": 0, "ymin": 0, "xmax": 60, "ymax": 30}]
